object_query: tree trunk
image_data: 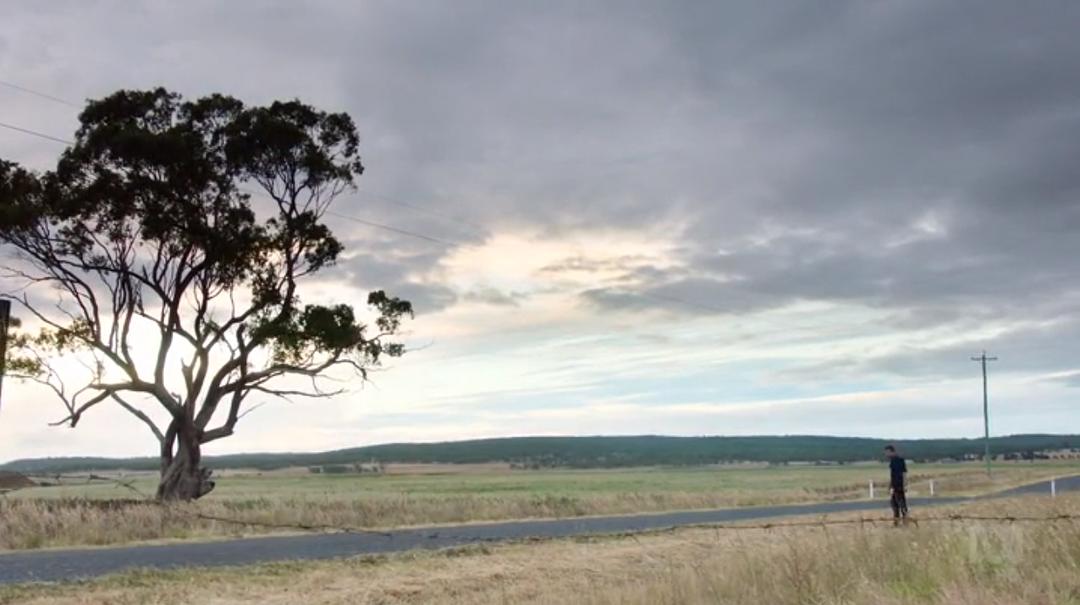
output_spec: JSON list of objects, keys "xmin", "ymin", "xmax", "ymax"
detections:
[{"xmin": 157, "ymin": 420, "xmax": 215, "ymax": 501}]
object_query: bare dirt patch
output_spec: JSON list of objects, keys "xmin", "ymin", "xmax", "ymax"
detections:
[{"xmin": 0, "ymin": 472, "xmax": 35, "ymax": 490}]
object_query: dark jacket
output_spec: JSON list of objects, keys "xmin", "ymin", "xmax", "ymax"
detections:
[{"xmin": 889, "ymin": 457, "xmax": 907, "ymax": 489}]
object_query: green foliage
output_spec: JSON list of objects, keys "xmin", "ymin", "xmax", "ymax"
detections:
[
  {"xmin": 0, "ymin": 89, "xmax": 406, "ymax": 366},
  {"xmin": 255, "ymin": 294, "xmax": 411, "ymax": 366},
  {"xmin": 0, "ymin": 89, "xmax": 413, "ymax": 496}
]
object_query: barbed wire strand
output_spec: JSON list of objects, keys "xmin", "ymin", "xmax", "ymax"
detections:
[
  {"xmin": 4, "ymin": 473, "xmax": 1074, "ymax": 543},
  {"xmin": 7, "ymin": 473, "xmax": 396, "ymax": 536}
]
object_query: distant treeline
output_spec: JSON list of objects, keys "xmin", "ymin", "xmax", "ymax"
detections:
[{"xmin": 3, "ymin": 434, "xmax": 1079, "ymax": 474}]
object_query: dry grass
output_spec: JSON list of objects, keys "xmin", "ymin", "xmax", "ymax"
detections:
[
  {"xmin": 2, "ymin": 494, "xmax": 1078, "ymax": 605},
  {"xmin": 0, "ymin": 490, "xmax": 863, "ymax": 550},
  {"xmin": 1, "ymin": 463, "xmax": 1074, "ymax": 551}
]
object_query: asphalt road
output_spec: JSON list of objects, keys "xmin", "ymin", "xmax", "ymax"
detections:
[
  {"xmin": 0, "ymin": 475, "xmax": 1074, "ymax": 585},
  {"xmin": 986, "ymin": 474, "xmax": 1080, "ymax": 497}
]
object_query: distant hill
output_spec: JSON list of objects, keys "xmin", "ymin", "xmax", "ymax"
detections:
[{"xmin": 3, "ymin": 434, "xmax": 1079, "ymax": 474}]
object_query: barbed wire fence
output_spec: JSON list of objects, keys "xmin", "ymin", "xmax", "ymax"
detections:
[
  {"xmin": 1, "ymin": 472, "xmax": 1075, "ymax": 543},
  {"xmin": 1, "ymin": 473, "xmax": 399, "ymax": 537}
]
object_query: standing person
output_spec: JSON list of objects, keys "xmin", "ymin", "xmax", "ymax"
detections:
[{"xmin": 884, "ymin": 445, "xmax": 908, "ymax": 525}]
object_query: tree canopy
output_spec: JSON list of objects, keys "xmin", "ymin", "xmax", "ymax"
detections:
[{"xmin": 0, "ymin": 88, "xmax": 412, "ymax": 500}]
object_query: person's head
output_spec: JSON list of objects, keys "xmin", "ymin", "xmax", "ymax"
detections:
[{"xmin": 884, "ymin": 445, "xmax": 897, "ymax": 459}]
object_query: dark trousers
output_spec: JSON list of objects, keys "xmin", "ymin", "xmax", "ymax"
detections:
[{"xmin": 890, "ymin": 488, "xmax": 908, "ymax": 519}]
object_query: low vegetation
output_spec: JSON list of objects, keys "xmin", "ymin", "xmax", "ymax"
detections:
[
  {"xmin": 3, "ymin": 494, "xmax": 1077, "ymax": 605},
  {"xmin": 1, "ymin": 462, "xmax": 1073, "ymax": 551}
]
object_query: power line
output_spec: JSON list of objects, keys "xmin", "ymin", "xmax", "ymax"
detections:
[
  {"xmin": 351, "ymin": 189, "xmax": 487, "ymax": 236},
  {"xmin": 0, "ymin": 79, "xmax": 81, "ymax": 108},
  {"xmin": 0, "ymin": 79, "xmax": 486, "ymax": 236},
  {"xmin": 0, "ymin": 114, "xmax": 749, "ymax": 310},
  {"xmin": 0, "ymin": 120, "xmax": 840, "ymax": 320},
  {"xmin": 0, "ymin": 120, "xmax": 73, "ymax": 145},
  {"xmin": 0, "ymin": 116, "xmax": 467, "ymax": 247},
  {"xmin": 4, "ymin": 109, "xmax": 1065, "ymax": 323},
  {"xmin": 0, "ymin": 74, "xmax": 610, "ymax": 238},
  {"xmin": 326, "ymin": 210, "xmax": 463, "ymax": 247},
  {"xmin": 0, "ymin": 83, "xmax": 831, "ymax": 320},
  {"xmin": 238, "ymin": 186, "xmax": 466, "ymax": 247}
]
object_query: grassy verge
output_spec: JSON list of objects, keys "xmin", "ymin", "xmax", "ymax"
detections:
[
  {"xmin": 2, "ymin": 462, "xmax": 1075, "ymax": 551},
  {"xmin": 2, "ymin": 494, "xmax": 1078, "ymax": 605}
]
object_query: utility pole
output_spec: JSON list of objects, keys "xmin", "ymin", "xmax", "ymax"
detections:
[
  {"xmin": 0, "ymin": 299, "xmax": 10, "ymax": 412},
  {"xmin": 971, "ymin": 351, "xmax": 997, "ymax": 477}
]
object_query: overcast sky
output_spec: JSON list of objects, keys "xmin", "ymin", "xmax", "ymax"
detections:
[{"xmin": 1, "ymin": 1, "xmax": 1078, "ymax": 461}]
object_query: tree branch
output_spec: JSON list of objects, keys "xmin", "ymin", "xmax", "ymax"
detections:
[{"xmin": 112, "ymin": 394, "xmax": 165, "ymax": 444}]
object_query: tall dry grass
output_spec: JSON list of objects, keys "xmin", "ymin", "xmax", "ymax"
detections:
[
  {"xmin": 1, "ymin": 464, "xmax": 1070, "ymax": 551},
  {"xmin": 589, "ymin": 515, "xmax": 1080, "ymax": 604},
  {"xmin": 2, "ymin": 495, "xmax": 1078, "ymax": 605},
  {"xmin": 0, "ymin": 490, "xmax": 834, "ymax": 550}
]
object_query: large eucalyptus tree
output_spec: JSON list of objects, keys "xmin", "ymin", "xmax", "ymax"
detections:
[{"xmin": 0, "ymin": 89, "xmax": 412, "ymax": 500}]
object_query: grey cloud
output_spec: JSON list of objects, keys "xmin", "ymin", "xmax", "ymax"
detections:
[
  {"xmin": 351, "ymin": 1, "xmax": 1080, "ymax": 333},
  {"xmin": 780, "ymin": 317, "xmax": 1080, "ymax": 384},
  {"xmin": 388, "ymin": 281, "xmax": 458, "ymax": 315},
  {"xmin": 323, "ymin": 249, "xmax": 458, "ymax": 315},
  {"xmin": 3, "ymin": 0, "xmax": 1080, "ymax": 381},
  {"xmin": 579, "ymin": 288, "xmax": 659, "ymax": 314},
  {"xmin": 462, "ymin": 288, "xmax": 524, "ymax": 307},
  {"xmin": 538, "ymin": 255, "xmax": 654, "ymax": 276}
]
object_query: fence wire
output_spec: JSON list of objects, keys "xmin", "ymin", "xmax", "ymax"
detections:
[{"xmin": 2, "ymin": 473, "xmax": 1075, "ymax": 542}]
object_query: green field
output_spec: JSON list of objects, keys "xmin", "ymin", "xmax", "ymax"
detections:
[{"xmin": 15, "ymin": 460, "xmax": 1080, "ymax": 502}]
